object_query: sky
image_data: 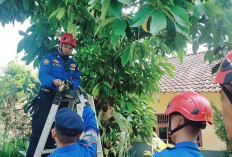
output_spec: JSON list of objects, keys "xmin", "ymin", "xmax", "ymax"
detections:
[{"xmin": 0, "ymin": 19, "xmax": 31, "ymax": 74}]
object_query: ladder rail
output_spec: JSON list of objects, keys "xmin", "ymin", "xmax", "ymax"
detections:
[
  {"xmin": 28, "ymin": 90, "xmax": 104, "ymax": 157},
  {"xmin": 33, "ymin": 104, "xmax": 59, "ymax": 157}
]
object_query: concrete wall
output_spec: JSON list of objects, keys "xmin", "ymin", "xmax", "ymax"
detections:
[{"xmin": 150, "ymin": 92, "xmax": 226, "ymax": 151}]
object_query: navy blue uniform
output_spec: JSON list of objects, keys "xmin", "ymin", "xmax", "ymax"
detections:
[
  {"xmin": 39, "ymin": 52, "xmax": 81, "ymax": 90},
  {"xmin": 153, "ymin": 141, "xmax": 203, "ymax": 157},
  {"xmin": 26, "ymin": 52, "xmax": 81, "ymax": 157},
  {"xmin": 48, "ymin": 106, "xmax": 99, "ymax": 157}
]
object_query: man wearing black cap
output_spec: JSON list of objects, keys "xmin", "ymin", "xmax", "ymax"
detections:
[{"xmin": 48, "ymin": 105, "xmax": 99, "ymax": 157}]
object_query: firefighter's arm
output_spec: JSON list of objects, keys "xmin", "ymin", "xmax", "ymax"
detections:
[{"xmin": 80, "ymin": 106, "xmax": 99, "ymax": 156}]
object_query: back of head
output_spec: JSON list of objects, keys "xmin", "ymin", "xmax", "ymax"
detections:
[
  {"xmin": 213, "ymin": 50, "xmax": 232, "ymax": 84},
  {"xmin": 166, "ymin": 91, "xmax": 213, "ymax": 126},
  {"xmin": 213, "ymin": 50, "xmax": 232, "ymax": 103},
  {"xmin": 55, "ymin": 108, "xmax": 85, "ymax": 144},
  {"xmin": 166, "ymin": 92, "xmax": 213, "ymax": 143}
]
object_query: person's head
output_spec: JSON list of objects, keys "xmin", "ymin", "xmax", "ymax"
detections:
[
  {"xmin": 52, "ymin": 108, "xmax": 84, "ymax": 146},
  {"xmin": 166, "ymin": 91, "xmax": 213, "ymax": 144},
  {"xmin": 213, "ymin": 50, "xmax": 232, "ymax": 141},
  {"xmin": 58, "ymin": 33, "xmax": 77, "ymax": 58},
  {"xmin": 213, "ymin": 50, "xmax": 232, "ymax": 104}
]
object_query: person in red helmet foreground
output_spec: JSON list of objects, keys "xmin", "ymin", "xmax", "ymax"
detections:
[
  {"xmin": 213, "ymin": 50, "xmax": 232, "ymax": 141},
  {"xmin": 26, "ymin": 33, "xmax": 81, "ymax": 157},
  {"xmin": 153, "ymin": 91, "xmax": 213, "ymax": 157}
]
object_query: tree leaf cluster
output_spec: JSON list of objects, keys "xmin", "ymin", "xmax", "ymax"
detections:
[{"xmin": 1, "ymin": 0, "xmax": 232, "ymax": 156}]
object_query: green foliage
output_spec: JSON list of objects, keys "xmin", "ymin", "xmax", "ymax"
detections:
[
  {"xmin": 211, "ymin": 102, "xmax": 231, "ymax": 144},
  {"xmin": 0, "ymin": 138, "xmax": 27, "ymax": 157},
  {"xmin": 0, "ymin": 61, "xmax": 39, "ymax": 141},
  {"xmin": 1, "ymin": 0, "xmax": 232, "ymax": 156}
]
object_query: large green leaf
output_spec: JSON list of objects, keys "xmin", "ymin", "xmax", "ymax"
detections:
[
  {"xmin": 110, "ymin": 32, "xmax": 119, "ymax": 49},
  {"xmin": 92, "ymin": 83, "xmax": 100, "ymax": 98},
  {"xmin": 131, "ymin": 6, "xmax": 154, "ymax": 27},
  {"xmin": 170, "ymin": 6, "xmax": 191, "ymax": 27},
  {"xmin": 0, "ymin": 0, "xmax": 6, "ymax": 5},
  {"xmin": 56, "ymin": 8, "xmax": 65, "ymax": 20},
  {"xmin": 150, "ymin": 10, "xmax": 167, "ymax": 36},
  {"xmin": 175, "ymin": 23, "xmax": 188, "ymax": 36},
  {"xmin": 194, "ymin": 0, "xmax": 205, "ymax": 17},
  {"xmin": 23, "ymin": 0, "xmax": 29, "ymax": 11},
  {"xmin": 110, "ymin": 0, "xmax": 123, "ymax": 18},
  {"xmin": 17, "ymin": 38, "xmax": 26, "ymax": 53},
  {"xmin": 204, "ymin": 50, "xmax": 214, "ymax": 63},
  {"xmin": 121, "ymin": 47, "xmax": 131, "ymax": 67},
  {"xmin": 174, "ymin": 33, "xmax": 186, "ymax": 51},
  {"xmin": 113, "ymin": 19, "xmax": 126, "ymax": 37},
  {"xmin": 101, "ymin": 0, "xmax": 110, "ymax": 20},
  {"xmin": 212, "ymin": 62, "xmax": 221, "ymax": 74},
  {"xmin": 192, "ymin": 38, "xmax": 199, "ymax": 54},
  {"xmin": 48, "ymin": 8, "xmax": 61, "ymax": 21}
]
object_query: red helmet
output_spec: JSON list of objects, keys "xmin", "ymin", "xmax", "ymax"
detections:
[
  {"xmin": 166, "ymin": 91, "xmax": 213, "ymax": 124},
  {"xmin": 60, "ymin": 33, "xmax": 77, "ymax": 48},
  {"xmin": 213, "ymin": 50, "xmax": 232, "ymax": 84}
]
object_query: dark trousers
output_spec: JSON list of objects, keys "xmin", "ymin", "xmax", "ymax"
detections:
[{"xmin": 26, "ymin": 89, "xmax": 56, "ymax": 157}]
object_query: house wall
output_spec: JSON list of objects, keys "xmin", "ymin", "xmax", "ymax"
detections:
[{"xmin": 151, "ymin": 92, "xmax": 226, "ymax": 150}]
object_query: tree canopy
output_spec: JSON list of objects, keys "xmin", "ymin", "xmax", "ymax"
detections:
[{"xmin": 1, "ymin": 0, "xmax": 232, "ymax": 156}]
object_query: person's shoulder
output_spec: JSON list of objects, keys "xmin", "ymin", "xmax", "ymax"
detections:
[
  {"xmin": 153, "ymin": 148, "xmax": 169, "ymax": 157},
  {"xmin": 153, "ymin": 147, "xmax": 179, "ymax": 157}
]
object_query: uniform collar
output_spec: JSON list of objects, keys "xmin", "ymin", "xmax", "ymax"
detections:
[
  {"xmin": 175, "ymin": 141, "xmax": 199, "ymax": 150},
  {"xmin": 53, "ymin": 143, "xmax": 79, "ymax": 154}
]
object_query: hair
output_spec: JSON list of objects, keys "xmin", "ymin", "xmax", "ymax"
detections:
[
  {"xmin": 171, "ymin": 112, "xmax": 205, "ymax": 135},
  {"xmin": 55, "ymin": 128, "xmax": 78, "ymax": 144}
]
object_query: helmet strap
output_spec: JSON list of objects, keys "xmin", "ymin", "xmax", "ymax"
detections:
[
  {"xmin": 57, "ymin": 42, "xmax": 69, "ymax": 60},
  {"xmin": 168, "ymin": 116, "xmax": 189, "ymax": 144},
  {"xmin": 221, "ymin": 84, "xmax": 232, "ymax": 104}
]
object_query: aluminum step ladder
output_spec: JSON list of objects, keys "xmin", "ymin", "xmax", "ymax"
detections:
[{"xmin": 20, "ymin": 89, "xmax": 103, "ymax": 157}]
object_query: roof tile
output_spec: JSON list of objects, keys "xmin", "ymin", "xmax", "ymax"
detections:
[{"xmin": 159, "ymin": 52, "xmax": 221, "ymax": 93}]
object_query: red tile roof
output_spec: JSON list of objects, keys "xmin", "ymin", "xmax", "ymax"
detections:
[{"xmin": 159, "ymin": 52, "xmax": 221, "ymax": 93}]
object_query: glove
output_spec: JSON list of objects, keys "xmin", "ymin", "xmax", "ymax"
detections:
[
  {"xmin": 76, "ymin": 87, "xmax": 90, "ymax": 117},
  {"xmin": 62, "ymin": 80, "xmax": 73, "ymax": 91}
]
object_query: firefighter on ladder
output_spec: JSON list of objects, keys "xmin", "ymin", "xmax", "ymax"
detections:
[
  {"xmin": 26, "ymin": 33, "xmax": 82, "ymax": 157},
  {"xmin": 49, "ymin": 105, "xmax": 99, "ymax": 157}
]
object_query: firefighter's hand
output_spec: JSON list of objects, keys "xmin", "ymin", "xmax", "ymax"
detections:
[
  {"xmin": 76, "ymin": 89, "xmax": 90, "ymax": 117},
  {"xmin": 53, "ymin": 79, "xmax": 62, "ymax": 87},
  {"xmin": 64, "ymin": 80, "xmax": 73, "ymax": 90}
]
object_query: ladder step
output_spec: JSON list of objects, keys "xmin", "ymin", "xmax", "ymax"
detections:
[
  {"xmin": 19, "ymin": 150, "xmax": 26, "ymax": 156},
  {"xmin": 42, "ymin": 149, "xmax": 55, "ymax": 154}
]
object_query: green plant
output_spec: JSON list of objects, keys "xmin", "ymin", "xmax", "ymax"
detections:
[
  {"xmin": 0, "ymin": 138, "xmax": 27, "ymax": 157},
  {"xmin": 1, "ymin": 0, "xmax": 232, "ymax": 156},
  {"xmin": 0, "ymin": 61, "xmax": 38, "ymax": 142},
  {"xmin": 211, "ymin": 102, "xmax": 231, "ymax": 144},
  {"xmin": 144, "ymin": 134, "xmax": 174, "ymax": 156}
]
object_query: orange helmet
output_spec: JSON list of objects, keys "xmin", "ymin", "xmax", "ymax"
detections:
[
  {"xmin": 166, "ymin": 91, "xmax": 213, "ymax": 124},
  {"xmin": 60, "ymin": 33, "xmax": 77, "ymax": 48}
]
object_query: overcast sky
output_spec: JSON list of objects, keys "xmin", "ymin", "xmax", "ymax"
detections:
[{"xmin": 0, "ymin": 19, "xmax": 30, "ymax": 74}]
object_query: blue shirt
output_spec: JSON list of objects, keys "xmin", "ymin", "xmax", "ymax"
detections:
[
  {"xmin": 39, "ymin": 52, "xmax": 81, "ymax": 90},
  {"xmin": 48, "ymin": 142, "xmax": 96, "ymax": 157},
  {"xmin": 49, "ymin": 106, "xmax": 99, "ymax": 157},
  {"xmin": 153, "ymin": 141, "xmax": 203, "ymax": 157}
]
